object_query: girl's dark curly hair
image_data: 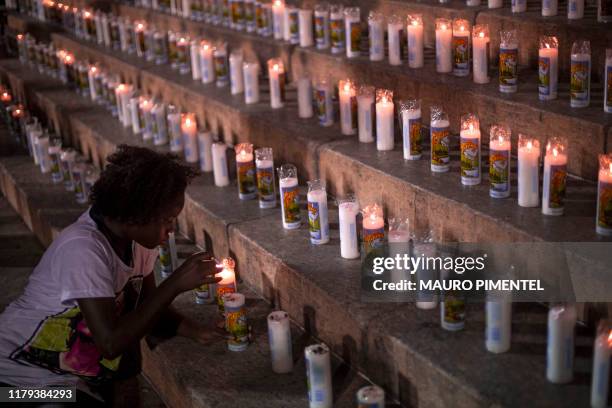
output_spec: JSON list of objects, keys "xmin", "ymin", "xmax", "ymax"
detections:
[{"xmin": 90, "ymin": 145, "xmax": 199, "ymax": 225}]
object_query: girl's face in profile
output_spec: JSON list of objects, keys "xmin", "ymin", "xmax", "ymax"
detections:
[{"xmin": 129, "ymin": 194, "xmax": 185, "ymax": 249}]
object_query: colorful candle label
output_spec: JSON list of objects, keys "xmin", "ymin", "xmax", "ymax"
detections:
[
  {"xmin": 443, "ymin": 296, "xmax": 466, "ymax": 325},
  {"xmin": 215, "ymin": 282, "xmax": 236, "ymax": 311},
  {"xmin": 256, "ymin": 166, "xmax": 275, "ymax": 204},
  {"xmin": 226, "ymin": 304, "xmax": 248, "ymax": 350},
  {"xmin": 452, "ymin": 35, "xmax": 469, "ymax": 74},
  {"xmin": 222, "ymin": 0, "xmax": 230, "ymax": 19},
  {"xmin": 363, "ymin": 226, "xmax": 385, "ymax": 255},
  {"xmin": 546, "ymin": 163, "xmax": 567, "ymax": 209},
  {"xmin": 314, "ymin": 16, "xmax": 326, "ymax": 46},
  {"xmin": 460, "ymin": 136, "xmax": 480, "ymax": 180},
  {"xmin": 244, "ymin": 1, "xmax": 255, "ymax": 24},
  {"xmin": 154, "ymin": 36, "xmax": 166, "ymax": 59},
  {"xmin": 306, "ymin": 358, "xmax": 328, "ymax": 402},
  {"xmin": 256, "ymin": 4, "xmax": 265, "ymax": 29},
  {"xmin": 281, "ymin": 184, "xmax": 301, "ymax": 224},
  {"xmin": 607, "ymin": 66, "xmax": 612, "ymax": 107},
  {"xmin": 231, "ymin": 0, "xmax": 244, "ymax": 24},
  {"xmin": 570, "ymin": 59, "xmax": 590, "ymax": 102},
  {"xmin": 349, "ymin": 21, "xmax": 361, "ymax": 53},
  {"xmin": 158, "ymin": 243, "xmax": 173, "ymax": 274},
  {"xmin": 538, "ymin": 56, "xmax": 551, "ymax": 96},
  {"xmin": 50, "ymin": 153, "xmax": 62, "ymax": 181},
  {"xmin": 499, "ymin": 47, "xmax": 518, "ymax": 89},
  {"xmin": 73, "ymin": 170, "xmax": 84, "ymax": 201},
  {"xmin": 237, "ymin": 160, "xmax": 256, "ymax": 196},
  {"xmin": 489, "ymin": 148, "xmax": 510, "ymax": 197},
  {"xmin": 431, "ymin": 126, "xmax": 450, "ymax": 167},
  {"xmin": 308, "ymin": 201, "xmax": 323, "ymax": 240},
  {"xmin": 315, "ymin": 88, "xmax": 331, "ymax": 125},
  {"xmin": 330, "ymin": 17, "xmax": 344, "ymax": 51},
  {"xmin": 176, "ymin": 45, "xmax": 188, "ymax": 65},
  {"xmin": 215, "ymin": 55, "xmax": 228, "ymax": 79},
  {"xmin": 61, "ymin": 160, "xmax": 72, "ymax": 183},
  {"xmin": 289, "ymin": 11, "xmax": 299, "ymax": 41},
  {"xmin": 403, "ymin": 117, "xmax": 422, "ymax": 156},
  {"xmin": 597, "ymin": 180, "xmax": 612, "ymax": 231}
]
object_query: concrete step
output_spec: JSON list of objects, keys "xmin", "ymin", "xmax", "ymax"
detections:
[{"xmin": 0, "ymin": 58, "xmax": 601, "ymax": 407}]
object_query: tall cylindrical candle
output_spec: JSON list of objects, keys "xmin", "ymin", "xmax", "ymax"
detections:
[
  {"xmin": 596, "ymin": 153, "xmax": 612, "ymax": 235},
  {"xmin": 135, "ymin": 21, "xmax": 147, "ymax": 57},
  {"xmin": 368, "ymin": 12, "xmax": 384, "ymax": 62},
  {"xmin": 235, "ymin": 142, "xmax": 257, "ymax": 200},
  {"xmin": 512, "ymin": 0, "xmax": 527, "ymax": 12},
  {"xmin": 489, "ymin": 125, "xmax": 511, "ymax": 198},
  {"xmin": 488, "ymin": 0, "xmax": 503, "ymax": 7},
  {"xmin": 570, "ymin": 40, "xmax": 591, "ymax": 108},
  {"xmin": 485, "ymin": 295, "xmax": 512, "ymax": 353},
  {"xmin": 176, "ymin": 35, "xmax": 191, "ymax": 75},
  {"xmin": 344, "ymin": 7, "xmax": 361, "ymax": 58},
  {"xmin": 230, "ymin": 50, "xmax": 245, "ymax": 95},
  {"xmin": 452, "ymin": 19, "xmax": 470, "ymax": 77},
  {"xmin": 605, "ymin": 49, "xmax": 612, "ymax": 113},
  {"xmin": 278, "ymin": 163, "xmax": 301, "ymax": 229},
  {"xmin": 167, "ymin": 105, "xmax": 182, "ymax": 152},
  {"xmin": 307, "ymin": 180, "xmax": 329, "ymax": 245},
  {"xmin": 212, "ymin": 142, "xmax": 230, "ymax": 187},
  {"xmin": 287, "ymin": 6, "xmax": 299, "ymax": 44},
  {"xmin": 542, "ymin": 0, "xmax": 558, "ymax": 16},
  {"xmin": 436, "ymin": 18, "xmax": 453, "ymax": 73},
  {"xmin": 190, "ymin": 39, "xmax": 201, "ymax": 80},
  {"xmin": 407, "ymin": 14, "xmax": 424, "ymax": 68},
  {"xmin": 430, "ymin": 106, "xmax": 451, "ymax": 172},
  {"xmin": 590, "ymin": 320, "xmax": 611, "ymax": 407},
  {"xmin": 542, "ymin": 137, "xmax": 568, "ymax": 216},
  {"xmin": 268, "ymin": 311, "xmax": 293, "ymax": 373},
  {"xmin": 547, "ymin": 303, "xmax": 576, "ymax": 384},
  {"xmin": 376, "ymin": 89, "xmax": 394, "ymax": 151},
  {"xmin": 314, "ymin": 4, "xmax": 330, "ymax": 50},
  {"xmin": 460, "ymin": 113, "xmax": 481, "ymax": 185},
  {"xmin": 268, "ymin": 58, "xmax": 285, "ymax": 109},
  {"xmin": 387, "ymin": 15, "xmax": 403, "ymax": 66},
  {"xmin": 181, "ymin": 113, "xmax": 199, "ymax": 163},
  {"xmin": 297, "ymin": 76, "xmax": 313, "ymax": 118},
  {"xmin": 198, "ymin": 131, "xmax": 213, "ymax": 172},
  {"xmin": 539, "ymin": 36, "xmax": 559, "ymax": 101},
  {"xmin": 130, "ymin": 94, "xmax": 144, "ymax": 135},
  {"xmin": 272, "ymin": 0, "xmax": 285, "ymax": 40},
  {"xmin": 400, "ymin": 99, "xmax": 422, "ymax": 160},
  {"xmin": 518, "ymin": 134, "xmax": 541, "ymax": 207},
  {"xmin": 568, "ymin": 0, "xmax": 585, "ymax": 18},
  {"xmin": 472, "ymin": 25, "xmax": 490, "ymax": 84},
  {"xmin": 215, "ymin": 258, "xmax": 237, "ymax": 311},
  {"xmin": 214, "ymin": 43, "xmax": 229, "ymax": 87},
  {"xmin": 499, "ymin": 30, "xmax": 518, "ymax": 93},
  {"xmin": 255, "ymin": 147, "xmax": 276, "ymax": 208},
  {"xmin": 314, "ymin": 77, "xmax": 334, "ymax": 126},
  {"xmin": 467, "ymin": 0, "xmax": 482, "ymax": 5},
  {"xmin": 48, "ymin": 138, "xmax": 62, "ymax": 182},
  {"xmin": 338, "ymin": 195, "xmax": 359, "ymax": 259},
  {"xmin": 330, "ymin": 4, "xmax": 345, "ymax": 55},
  {"xmin": 298, "ymin": 8, "xmax": 314, "ymax": 47},
  {"xmin": 338, "ymin": 79, "xmax": 357, "ymax": 135},
  {"xmin": 243, "ymin": 60, "xmax": 260, "ymax": 104},
  {"xmin": 200, "ymin": 41, "xmax": 216, "ymax": 84},
  {"xmin": 357, "ymin": 85, "xmax": 375, "ymax": 143},
  {"xmin": 362, "ymin": 203, "xmax": 385, "ymax": 255},
  {"xmin": 305, "ymin": 344, "xmax": 333, "ymax": 408},
  {"xmin": 140, "ymin": 98, "xmax": 154, "ymax": 141}
]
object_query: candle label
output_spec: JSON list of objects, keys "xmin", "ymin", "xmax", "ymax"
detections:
[
  {"xmin": 570, "ymin": 58, "xmax": 590, "ymax": 103},
  {"xmin": 306, "ymin": 358, "xmax": 328, "ymax": 403},
  {"xmin": 195, "ymin": 283, "xmax": 211, "ymax": 301},
  {"xmin": 256, "ymin": 166, "xmax": 275, "ymax": 204},
  {"xmin": 452, "ymin": 35, "xmax": 469, "ymax": 75},
  {"xmin": 315, "ymin": 88, "xmax": 331, "ymax": 125},
  {"xmin": 214, "ymin": 55, "xmax": 228, "ymax": 80},
  {"xmin": 443, "ymin": 296, "xmax": 466, "ymax": 326},
  {"xmin": 244, "ymin": 1, "xmax": 255, "ymax": 27},
  {"xmin": 606, "ymin": 66, "xmax": 612, "ymax": 107},
  {"xmin": 546, "ymin": 163, "xmax": 567, "ymax": 210},
  {"xmin": 225, "ymin": 303, "xmax": 248, "ymax": 350},
  {"xmin": 73, "ymin": 170, "xmax": 84, "ymax": 202},
  {"xmin": 237, "ymin": 160, "xmax": 256, "ymax": 196},
  {"xmin": 538, "ymin": 56, "xmax": 552, "ymax": 96},
  {"xmin": 489, "ymin": 148, "xmax": 510, "ymax": 197},
  {"xmin": 597, "ymin": 180, "xmax": 612, "ymax": 230},
  {"xmin": 349, "ymin": 21, "xmax": 361, "ymax": 53},
  {"xmin": 499, "ymin": 47, "xmax": 518, "ymax": 90},
  {"xmin": 215, "ymin": 282, "xmax": 236, "ymax": 312},
  {"xmin": 460, "ymin": 137, "xmax": 480, "ymax": 181},
  {"xmin": 231, "ymin": 0, "xmax": 244, "ymax": 25},
  {"xmin": 369, "ymin": 24, "xmax": 382, "ymax": 56},
  {"xmin": 50, "ymin": 152, "xmax": 62, "ymax": 181},
  {"xmin": 403, "ymin": 117, "xmax": 422, "ymax": 156},
  {"xmin": 431, "ymin": 126, "xmax": 450, "ymax": 167},
  {"xmin": 314, "ymin": 15, "xmax": 327, "ymax": 47},
  {"xmin": 363, "ymin": 226, "xmax": 385, "ymax": 254},
  {"xmin": 176, "ymin": 44, "xmax": 188, "ymax": 66},
  {"xmin": 289, "ymin": 10, "xmax": 299, "ymax": 42},
  {"xmin": 330, "ymin": 16, "xmax": 344, "ymax": 52},
  {"xmin": 308, "ymin": 201, "xmax": 323, "ymax": 240},
  {"xmin": 281, "ymin": 184, "xmax": 301, "ymax": 225}
]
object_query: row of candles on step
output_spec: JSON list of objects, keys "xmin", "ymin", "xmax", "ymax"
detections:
[
  {"xmin": 0, "ymin": 90, "xmax": 100, "ymax": 203},
  {"xmin": 17, "ymin": 33, "xmax": 612, "ymax": 237}
]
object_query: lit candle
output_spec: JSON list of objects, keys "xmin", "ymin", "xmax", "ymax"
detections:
[
  {"xmin": 376, "ymin": 89, "xmax": 394, "ymax": 151},
  {"xmin": 547, "ymin": 303, "xmax": 576, "ymax": 384},
  {"xmin": 517, "ymin": 134, "xmax": 541, "ymax": 207},
  {"xmin": 215, "ymin": 258, "xmax": 237, "ymax": 311},
  {"xmin": 314, "ymin": 3, "xmax": 330, "ymax": 50},
  {"xmin": 181, "ymin": 113, "xmax": 199, "ymax": 164},
  {"xmin": 568, "ymin": 0, "xmax": 584, "ymax": 18},
  {"xmin": 307, "ymin": 179, "xmax": 329, "ymax": 245},
  {"xmin": 115, "ymin": 84, "xmax": 134, "ymax": 128},
  {"xmin": 596, "ymin": 153, "xmax": 612, "ymax": 236},
  {"xmin": 286, "ymin": 6, "xmax": 299, "ymax": 44},
  {"xmin": 430, "ymin": 105, "xmax": 450, "ymax": 173},
  {"xmin": 94, "ymin": 11, "xmax": 104, "ymax": 45},
  {"xmin": 590, "ymin": 320, "xmax": 611, "ymax": 407},
  {"xmin": 357, "ymin": 85, "xmax": 375, "ymax": 143},
  {"xmin": 400, "ymin": 99, "xmax": 422, "ymax": 160},
  {"xmin": 499, "ymin": 30, "xmax": 518, "ymax": 93},
  {"xmin": 339, "ymin": 79, "xmax": 357, "ymax": 136},
  {"xmin": 368, "ymin": 11, "xmax": 384, "ymax": 61},
  {"xmin": 435, "ymin": 18, "xmax": 452, "ymax": 73},
  {"xmin": 485, "ymin": 292, "xmax": 512, "ymax": 353},
  {"xmin": 135, "ymin": 21, "xmax": 146, "ymax": 57},
  {"xmin": 130, "ymin": 94, "xmax": 143, "ymax": 135},
  {"xmin": 489, "ymin": 125, "xmax": 511, "ymax": 198},
  {"xmin": 140, "ymin": 98, "xmax": 154, "ymax": 142},
  {"xmin": 407, "ymin": 14, "xmax": 424, "ymax": 69},
  {"xmin": 63, "ymin": 53, "xmax": 75, "ymax": 86},
  {"xmin": 387, "ymin": 15, "xmax": 403, "ymax": 66},
  {"xmin": 267, "ymin": 311, "xmax": 293, "ymax": 373},
  {"xmin": 176, "ymin": 36, "xmax": 191, "ymax": 75},
  {"xmin": 190, "ymin": 39, "xmax": 201, "ymax": 80},
  {"xmin": 278, "ymin": 163, "xmax": 300, "ymax": 229},
  {"xmin": 330, "ymin": 4, "xmax": 345, "ymax": 55},
  {"xmin": 214, "ymin": 43, "xmax": 229, "ymax": 87},
  {"xmin": 338, "ymin": 195, "xmax": 359, "ymax": 259},
  {"xmin": 539, "ymin": 36, "xmax": 559, "ymax": 101},
  {"xmin": 362, "ymin": 203, "xmax": 385, "ymax": 256},
  {"xmin": 305, "ymin": 344, "xmax": 333, "ymax": 408},
  {"xmin": 452, "ymin": 19, "xmax": 470, "ymax": 77},
  {"xmin": 542, "ymin": 0, "xmax": 558, "ymax": 16},
  {"xmin": 243, "ymin": 60, "xmax": 260, "ymax": 104},
  {"xmin": 472, "ymin": 25, "xmax": 490, "ymax": 84},
  {"xmin": 229, "ymin": 50, "xmax": 244, "ymax": 95},
  {"xmin": 298, "ymin": 8, "xmax": 314, "ymax": 47},
  {"xmin": 272, "ymin": 0, "xmax": 285, "ymax": 40},
  {"xmin": 255, "ymin": 147, "xmax": 276, "ymax": 208},
  {"xmin": 570, "ymin": 40, "xmax": 591, "ymax": 108},
  {"xmin": 314, "ymin": 77, "xmax": 333, "ymax": 126},
  {"xmin": 212, "ymin": 142, "xmax": 230, "ymax": 187},
  {"xmin": 88, "ymin": 65, "xmax": 99, "ymax": 101},
  {"xmin": 542, "ymin": 137, "xmax": 568, "ymax": 216},
  {"xmin": 344, "ymin": 7, "xmax": 361, "ymax": 58},
  {"xmin": 297, "ymin": 76, "xmax": 313, "ymax": 118},
  {"xmin": 198, "ymin": 131, "xmax": 213, "ymax": 172},
  {"xmin": 268, "ymin": 58, "xmax": 285, "ymax": 109},
  {"xmin": 235, "ymin": 143, "xmax": 256, "ymax": 200},
  {"xmin": 512, "ymin": 0, "xmax": 527, "ymax": 12},
  {"xmin": 152, "ymin": 101, "xmax": 169, "ymax": 146},
  {"xmin": 460, "ymin": 114, "xmax": 481, "ymax": 186},
  {"xmin": 16, "ymin": 34, "xmax": 26, "ymax": 63},
  {"xmin": 604, "ymin": 49, "xmax": 612, "ymax": 113},
  {"xmin": 0, "ymin": 91, "xmax": 12, "ymax": 105},
  {"xmin": 200, "ymin": 41, "xmax": 215, "ymax": 84}
]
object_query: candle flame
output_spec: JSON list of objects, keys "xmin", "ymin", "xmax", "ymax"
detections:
[
  {"xmin": 274, "ymin": 0, "xmax": 282, "ymax": 6},
  {"xmin": 460, "ymin": 25, "xmax": 465, "ymax": 31},
  {"xmin": 609, "ymin": 163, "xmax": 612, "ymax": 174},
  {"xmin": 185, "ymin": 117, "xmax": 192, "ymax": 126},
  {"xmin": 468, "ymin": 123, "xmax": 474, "ymax": 132},
  {"xmin": 441, "ymin": 24, "xmax": 448, "ymax": 30},
  {"xmin": 552, "ymin": 147, "xmax": 558, "ymax": 157},
  {"xmin": 17, "ymin": 34, "xmax": 23, "ymax": 40},
  {"xmin": 137, "ymin": 23, "xmax": 144, "ymax": 30},
  {"xmin": 382, "ymin": 96, "xmax": 387, "ymax": 104},
  {"xmin": 273, "ymin": 63, "xmax": 279, "ymax": 71},
  {"xmin": 545, "ymin": 43, "xmax": 550, "ymax": 49},
  {"xmin": 83, "ymin": 11, "xmax": 91, "ymax": 18},
  {"xmin": 412, "ymin": 20, "xmax": 419, "ymax": 26},
  {"xmin": 479, "ymin": 32, "xmax": 485, "ymax": 38},
  {"xmin": 90, "ymin": 66, "xmax": 97, "ymax": 73},
  {"xmin": 608, "ymin": 330, "xmax": 612, "ymax": 347},
  {"xmin": 527, "ymin": 140, "xmax": 533, "ymax": 150},
  {"xmin": 64, "ymin": 55, "xmax": 73, "ymax": 63},
  {"xmin": 344, "ymin": 83, "xmax": 350, "ymax": 93}
]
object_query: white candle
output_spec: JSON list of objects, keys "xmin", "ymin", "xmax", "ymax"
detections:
[
  {"xmin": 435, "ymin": 18, "xmax": 452, "ymax": 73},
  {"xmin": 542, "ymin": 137, "xmax": 568, "ymax": 216},
  {"xmin": 452, "ymin": 19, "xmax": 470, "ymax": 77},
  {"xmin": 268, "ymin": 311, "xmax": 293, "ymax": 374},
  {"xmin": 467, "ymin": 0, "xmax": 481, "ymax": 5},
  {"xmin": 117, "ymin": 84, "xmax": 134, "ymax": 128},
  {"xmin": 547, "ymin": 303, "xmax": 576, "ymax": 384},
  {"xmin": 212, "ymin": 142, "xmax": 230, "ymax": 187},
  {"xmin": 278, "ymin": 163, "xmax": 301, "ymax": 229},
  {"xmin": 368, "ymin": 11, "xmax": 384, "ymax": 62},
  {"xmin": 88, "ymin": 66, "xmax": 99, "ymax": 101},
  {"xmin": 388, "ymin": 218, "xmax": 410, "ymax": 285},
  {"xmin": 235, "ymin": 142, "xmax": 257, "ymax": 200},
  {"xmin": 268, "ymin": 58, "xmax": 285, "ymax": 109},
  {"xmin": 314, "ymin": 78, "xmax": 333, "ymax": 126},
  {"xmin": 362, "ymin": 203, "xmax": 385, "ymax": 255},
  {"xmin": 400, "ymin": 99, "xmax": 422, "ymax": 160},
  {"xmin": 485, "ymin": 296, "xmax": 512, "ymax": 353},
  {"xmin": 512, "ymin": 0, "xmax": 527, "ymax": 12},
  {"xmin": 272, "ymin": 0, "xmax": 285, "ymax": 40},
  {"xmin": 570, "ymin": 40, "xmax": 591, "ymax": 108},
  {"xmin": 542, "ymin": 0, "xmax": 558, "ymax": 16},
  {"xmin": 344, "ymin": 7, "xmax": 360, "ymax": 58},
  {"xmin": 430, "ymin": 106, "xmax": 451, "ymax": 172},
  {"xmin": 255, "ymin": 147, "xmax": 276, "ymax": 209},
  {"xmin": 286, "ymin": 6, "xmax": 299, "ymax": 44},
  {"xmin": 376, "ymin": 89, "xmax": 394, "ymax": 151},
  {"xmin": 297, "ymin": 76, "xmax": 313, "ymax": 118},
  {"xmin": 387, "ymin": 15, "xmax": 403, "ymax": 66},
  {"xmin": 488, "ymin": 0, "xmax": 503, "ymax": 8},
  {"xmin": 314, "ymin": 4, "xmax": 330, "ymax": 50},
  {"xmin": 590, "ymin": 320, "xmax": 611, "ymax": 407},
  {"xmin": 605, "ymin": 49, "xmax": 612, "ymax": 113},
  {"xmin": 499, "ymin": 30, "xmax": 518, "ymax": 93},
  {"xmin": 200, "ymin": 41, "xmax": 215, "ymax": 84},
  {"xmin": 307, "ymin": 179, "xmax": 330, "ymax": 245},
  {"xmin": 167, "ymin": 105, "xmax": 182, "ymax": 152},
  {"xmin": 243, "ymin": 61, "xmax": 260, "ymax": 104},
  {"xmin": 489, "ymin": 125, "xmax": 512, "ymax": 198},
  {"xmin": 181, "ymin": 113, "xmax": 199, "ymax": 163},
  {"xmin": 304, "ymin": 344, "xmax": 333, "ymax": 408},
  {"xmin": 358, "ymin": 86, "xmax": 375, "ymax": 143},
  {"xmin": 407, "ymin": 14, "xmax": 424, "ymax": 69},
  {"xmin": 190, "ymin": 39, "xmax": 201, "ymax": 80},
  {"xmin": 596, "ymin": 154, "xmax": 612, "ymax": 235},
  {"xmin": 214, "ymin": 43, "xmax": 229, "ymax": 87},
  {"xmin": 473, "ymin": 25, "xmax": 490, "ymax": 84},
  {"xmin": 198, "ymin": 131, "xmax": 213, "ymax": 172},
  {"xmin": 568, "ymin": 0, "xmax": 584, "ymax": 18},
  {"xmin": 229, "ymin": 50, "xmax": 244, "ymax": 95},
  {"xmin": 140, "ymin": 98, "xmax": 154, "ymax": 142},
  {"xmin": 330, "ymin": 4, "xmax": 344, "ymax": 55},
  {"xmin": 339, "ymin": 79, "xmax": 357, "ymax": 136},
  {"xmin": 60, "ymin": 148, "xmax": 76, "ymax": 191},
  {"xmin": 539, "ymin": 36, "xmax": 559, "ymax": 100},
  {"xmin": 215, "ymin": 258, "xmax": 237, "ymax": 311},
  {"xmin": 37, "ymin": 135, "xmax": 51, "ymax": 173},
  {"xmin": 338, "ymin": 195, "xmax": 359, "ymax": 259},
  {"xmin": 518, "ymin": 135, "xmax": 541, "ymax": 207},
  {"xmin": 298, "ymin": 8, "xmax": 314, "ymax": 47},
  {"xmin": 130, "ymin": 95, "xmax": 143, "ymax": 135},
  {"xmin": 460, "ymin": 113, "xmax": 481, "ymax": 185}
]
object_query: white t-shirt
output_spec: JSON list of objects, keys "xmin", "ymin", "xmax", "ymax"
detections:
[{"xmin": 0, "ymin": 209, "xmax": 158, "ymax": 387}]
